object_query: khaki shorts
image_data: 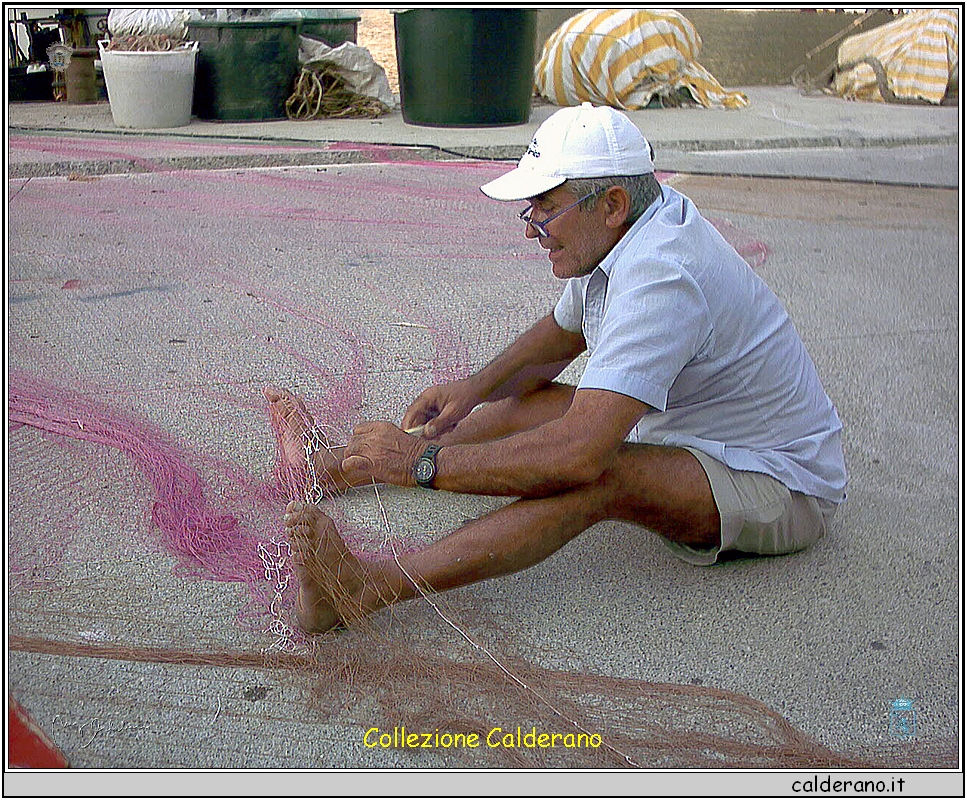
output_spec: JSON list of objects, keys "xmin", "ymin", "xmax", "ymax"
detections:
[{"xmin": 662, "ymin": 447, "xmax": 839, "ymax": 566}]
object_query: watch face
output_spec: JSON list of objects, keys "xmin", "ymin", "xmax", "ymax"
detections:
[{"xmin": 415, "ymin": 459, "xmax": 435, "ymax": 483}]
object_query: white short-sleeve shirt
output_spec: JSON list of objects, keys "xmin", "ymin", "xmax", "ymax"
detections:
[{"xmin": 554, "ymin": 185, "xmax": 847, "ymax": 503}]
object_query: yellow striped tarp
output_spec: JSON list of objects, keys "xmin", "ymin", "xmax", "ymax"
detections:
[
  {"xmin": 534, "ymin": 9, "xmax": 748, "ymax": 110},
  {"xmin": 833, "ymin": 9, "xmax": 959, "ymax": 104}
]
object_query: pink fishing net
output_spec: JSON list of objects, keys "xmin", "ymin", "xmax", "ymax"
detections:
[{"xmin": 10, "ymin": 159, "xmax": 950, "ymax": 769}]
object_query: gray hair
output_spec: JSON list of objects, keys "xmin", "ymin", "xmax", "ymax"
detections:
[{"xmin": 565, "ymin": 173, "xmax": 663, "ymax": 224}]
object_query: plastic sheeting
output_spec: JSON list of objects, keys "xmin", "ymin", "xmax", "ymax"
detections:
[
  {"xmin": 297, "ymin": 36, "xmax": 394, "ymax": 110},
  {"xmin": 833, "ymin": 9, "xmax": 959, "ymax": 104},
  {"xmin": 534, "ymin": 9, "xmax": 748, "ymax": 111},
  {"xmin": 108, "ymin": 8, "xmax": 190, "ymax": 39}
]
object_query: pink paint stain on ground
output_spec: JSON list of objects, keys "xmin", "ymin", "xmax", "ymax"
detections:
[{"xmin": 8, "ymin": 134, "xmax": 317, "ymax": 166}]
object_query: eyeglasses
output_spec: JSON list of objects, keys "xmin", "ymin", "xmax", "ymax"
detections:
[{"xmin": 518, "ymin": 188, "xmax": 604, "ymax": 238}]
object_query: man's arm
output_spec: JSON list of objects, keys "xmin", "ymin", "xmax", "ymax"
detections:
[
  {"xmin": 472, "ymin": 312, "xmax": 587, "ymax": 403},
  {"xmin": 342, "ymin": 387, "xmax": 648, "ymax": 498},
  {"xmin": 401, "ymin": 312, "xmax": 586, "ymax": 438},
  {"xmin": 431, "ymin": 387, "xmax": 647, "ymax": 497}
]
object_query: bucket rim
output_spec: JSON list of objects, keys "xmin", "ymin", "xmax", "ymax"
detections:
[{"xmin": 98, "ymin": 40, "xmax": 198, "ymax": 55}]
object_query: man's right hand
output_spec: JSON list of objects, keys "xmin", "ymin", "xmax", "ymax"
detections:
[{"xmin": 401, "ymin": 378, "xmax": 482, "ymax": 440}]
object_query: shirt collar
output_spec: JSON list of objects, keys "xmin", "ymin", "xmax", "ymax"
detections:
[{"xmin": 593, "ymin": 185, "xmax": 668, "ymax": 278}]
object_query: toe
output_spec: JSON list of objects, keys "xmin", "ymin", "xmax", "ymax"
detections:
[
  {"xmin": 265, "ymin": 386, "xmax": 300, "ymax": 412},
  {"xmin": 279, "ymin": 392, "xmax": 313, "ymax": 426},
  {"xmin": 284, "ymin": 501, "xmax": 308, "ymax": 529}
]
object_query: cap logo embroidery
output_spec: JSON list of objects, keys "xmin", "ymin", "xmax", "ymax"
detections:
[{"xmin": 525, "ymin": 138, "xmax": 540, "ymax": 159}]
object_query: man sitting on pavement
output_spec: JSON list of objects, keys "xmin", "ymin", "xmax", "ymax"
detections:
[{"xmin": 265, "ymin": 102, "xmax": 847, "ymax": 633}]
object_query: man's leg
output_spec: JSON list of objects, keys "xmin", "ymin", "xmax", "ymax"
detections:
[{"xmin": 286, "ymin": 440, "xmax": 718, "ymax": 633}]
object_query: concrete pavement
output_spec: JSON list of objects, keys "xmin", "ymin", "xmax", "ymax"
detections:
[{"xmin": 5, "ymin": 86, "xmax": 962, "ymax": 794}]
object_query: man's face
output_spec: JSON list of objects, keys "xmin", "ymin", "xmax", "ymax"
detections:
[{"xmin": 523, "ymin": 186, "xmax": 620, "ymax": 280}]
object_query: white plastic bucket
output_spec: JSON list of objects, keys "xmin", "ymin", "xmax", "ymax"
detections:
[{"xmin": 98, "ymin": 41, "xmax": 197, "ymax": 129}]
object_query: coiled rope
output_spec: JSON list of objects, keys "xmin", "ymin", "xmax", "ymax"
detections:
[{"xmin": 286, "ymin": 64, "xmax": 387, "ymax": 120}]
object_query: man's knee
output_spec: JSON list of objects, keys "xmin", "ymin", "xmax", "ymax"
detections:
[{"xmin": 603, "ymin": 444, "xmax": 720, "ymax": 547}]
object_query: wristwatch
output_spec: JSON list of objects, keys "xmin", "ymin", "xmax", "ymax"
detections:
[{"xmin": 413, "ymin": 444, "xmax": 442, "ymax": 489}]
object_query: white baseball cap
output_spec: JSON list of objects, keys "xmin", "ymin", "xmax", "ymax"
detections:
[{"xmin": 480, "ymin": 102, "xmax": 654, "ymax": 202}]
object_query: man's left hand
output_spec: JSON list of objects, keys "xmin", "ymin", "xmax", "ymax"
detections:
[{"xmin": 340, "ymin": 421, "xmax": 425, "ymax": 487}]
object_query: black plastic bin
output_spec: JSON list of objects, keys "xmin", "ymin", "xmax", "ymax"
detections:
[
  {"xmin": 8, "ymin": 67, "xmax": 54, "ymax": 102},
  {"xmin": 394, "ymin": 9, "xmax": 538, "ymax": 127},
  {"xmin": 188, "ymin": 18, "xmax": 301, "ymax": 121}
]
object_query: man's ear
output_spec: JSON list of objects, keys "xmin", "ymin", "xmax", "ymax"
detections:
[{"xmin": 603, "ymin": 186, "xmax": 632, "ymax": 229}]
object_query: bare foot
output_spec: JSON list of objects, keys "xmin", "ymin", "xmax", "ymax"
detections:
[
  {"xmin": 264, "ymin": 386, "xmax": 353, "ymax": 497},
  {"xmin": 284, "ymin": 500, "xmax": 371, "ymax": 633}
]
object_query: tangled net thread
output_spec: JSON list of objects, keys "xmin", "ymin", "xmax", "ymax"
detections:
[{"xmin": 6, "ymin": 369, "xmax": 956, "ymax": 769}]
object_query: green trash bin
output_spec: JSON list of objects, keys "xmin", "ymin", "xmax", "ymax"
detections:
[
  {"xmin": 188, "ymin": 18, "xmax": 301, "ymax": 121},
  {"xmin": 298, "ymin": 8, "xmax": 360, "ymax": 46},
  {"xmin": 394, "ymin": 9, "xmax": 537, "ymax": 127}
]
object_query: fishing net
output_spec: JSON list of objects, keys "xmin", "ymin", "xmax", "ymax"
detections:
[
  {"xmin": 6, "ymin": 158, "xmax": 953, "ymax": 769},
  {"xmin": 7, "ymin": 369, "xmax": 954, "ymax": 769}
]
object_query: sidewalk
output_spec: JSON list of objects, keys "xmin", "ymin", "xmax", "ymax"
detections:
[{"xmin": 7, "ymin": 86, "xmax": 960, "ymax": 186}]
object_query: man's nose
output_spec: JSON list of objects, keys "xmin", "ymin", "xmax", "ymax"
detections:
[{"xmin": 524, "ymin": 221, "xmax": 540, "ymax": 240}]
